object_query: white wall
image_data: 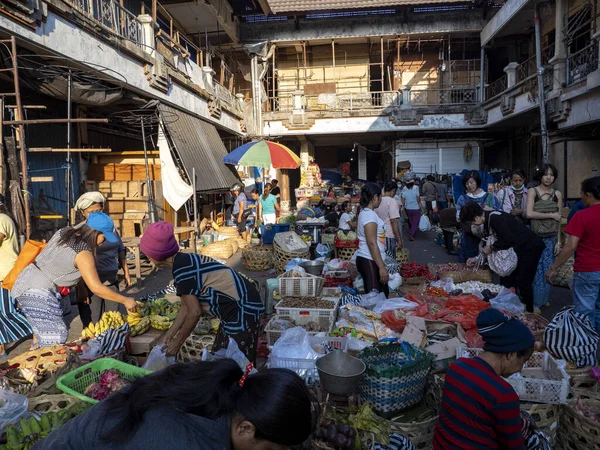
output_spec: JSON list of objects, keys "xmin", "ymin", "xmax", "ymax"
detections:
[{"xmin": 395, "ymin": 140, "xmax": 480, "ymax": 176}]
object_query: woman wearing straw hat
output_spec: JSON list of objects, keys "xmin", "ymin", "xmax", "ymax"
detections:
[{"xmin": 140, "ymin": 222, "xmax": 264, "ymax": 361}]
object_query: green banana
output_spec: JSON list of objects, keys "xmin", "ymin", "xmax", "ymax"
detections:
[
  {"xmin": 49, "ymin": 412, "xmax": 60, "ymax": 429},
  {"xmin": 19, "ymin": 418, "xmax": 32, "ymax": 438},
  {"xmin": 40, "ymin": 414, "xmax": 51, "ymax": 432},
  {"xmin": 5, "ymin": 426, "xmax": 22, "ymax": 449},
  {"xmin": 29, "ymin": 416, "xmax": 41, "ymax": 435}
]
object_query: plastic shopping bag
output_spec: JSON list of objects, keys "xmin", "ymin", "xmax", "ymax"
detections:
[
  {"xmin": 0, "ymin": 390, "xmax": 28, "ymax": 432},
  {"xmin": 359, "ymin": 290, "xmax": 387, "ymax": 309},
  {"xmin": 490, "ymin": 287, "xmax": 525, "ymax": 316},
  {"xmin": 419, "ymin": 215, "xmax": 431, "ymax": 232},
  {"xmin": 142, "ymin": 344, "xmax": 176, "ymax": 372}
]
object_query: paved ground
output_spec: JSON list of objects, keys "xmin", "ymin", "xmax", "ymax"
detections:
[{"xmin": 2, "ymin": 226, "xmax": 573, "ymax": 359}]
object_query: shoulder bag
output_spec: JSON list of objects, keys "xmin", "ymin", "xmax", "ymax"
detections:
[{"xmin": 485, "ymin": 212, "xmax": 518, "ymax": 277}]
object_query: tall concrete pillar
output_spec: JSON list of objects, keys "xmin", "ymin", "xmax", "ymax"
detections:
[
  {"xmin": 549, "ymin": 0, "xmax": 568, "ymax": 91},
  {"xmin": 137, "ymin": 15, "xmax": 155, "ymax": 58},
  {"xmin": 281, "ymin": 170, "xmax": 291, "ymax": 212},
  {"xmin": 504, "ymin": 62, "xmax": 519, "ymax": 88},
  {"xmin": 358, "ymin": 147, "xmax": 367, "ymax": 180},
  {"xmin": 400, "ymin": 86, "xmax": 411, "ymax": 109}
]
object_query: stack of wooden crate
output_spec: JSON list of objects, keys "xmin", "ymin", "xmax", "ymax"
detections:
[{"xmin": 98, "ymin": 181, "xmax": 150, "ymax": 237}]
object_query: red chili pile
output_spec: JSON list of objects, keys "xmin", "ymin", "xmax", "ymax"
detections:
[
  {"xmin": 400, "ymin": 262, "xmax": 435, "ymax": 281},
  {"xmin": 426, "ymin": 286, "xmax": 448, "ymax": 298}
]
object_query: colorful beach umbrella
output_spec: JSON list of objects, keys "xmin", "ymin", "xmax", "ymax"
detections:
[{"xmin": 223, "ymin": 140, "xmax": 301, "ymax": 169}]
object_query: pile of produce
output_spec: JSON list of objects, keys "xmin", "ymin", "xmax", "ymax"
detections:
[
  {"xmin": 3, "ymin": 402, "xmax": 90, "ymax": 450},
  {"xmin": 336, "ymin": 231, "xmax": 357, "ymax": 241},
  {"xmin": 425, "ymin": 286, "xmax": 448, "ymax": 298},
  {"xmin": 575, "ymin": 398, "xmax": 600, "ymax": 423},
  {"xmin": 453, "ymin": 281, "xmax": 503, "ymax": 294},
  {"xmin": 279, "ymin": 297, "xmax": 335, "ymax": 309},
  {"xmin": 312, "ymin": 420, "xmax": 357, "ymax": 449},
  {"xmin": 140, "ymin": 298, "xmax": 181, "ymax": 331},
  {"xmin": 81, "ymin": 311, "xmax": 125, "ymax": 340},
  {"xmin": 518, "ymin": 315, "xmax": 547, "ymax": 335},
  {"xmin": 400, "ymin": 263, "xmax": 435, "ymax": 281},
  {"xmin": 85, "ymin": 369, "xmax": 131, "ymax": 401},
  {"xmin": 268, "ymin": 317, "xmax": 325, "ymax": 332},
  {"xmin": 126, "ymin": 301, "xmax": 151, "ymax": 337},
  {"xmin": 435, "ymin": 263, "xmax": 466, "ymax": 273}
]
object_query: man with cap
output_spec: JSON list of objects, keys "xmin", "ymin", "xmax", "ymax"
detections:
[
  {"xmin": 140, "ymin": 222, "xmax": 264, "ymax": 361},
  {"xmin": 433, "ymin": 308, "xmax": 536, "ymax": 449},
  {"xmin": 11, "ymin": 213, "xmax": 138, "ymax": 346}
]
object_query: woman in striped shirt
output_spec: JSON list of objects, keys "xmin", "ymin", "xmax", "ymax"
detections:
[{"xmin": 434, "ymin": 309, "xmax": 536, "ymax": 449}]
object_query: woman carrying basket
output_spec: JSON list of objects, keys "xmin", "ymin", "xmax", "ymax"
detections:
[{"xmin": 140, "ymin": 222, "xmax": 264, "ymax": 362}]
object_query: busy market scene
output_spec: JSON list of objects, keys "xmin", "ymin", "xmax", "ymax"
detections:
[{"xmin": 0, "ymin": 0, "xmax": 599, "ymax": 448}]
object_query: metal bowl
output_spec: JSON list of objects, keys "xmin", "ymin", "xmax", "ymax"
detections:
[
  {"xmin": 316, "ymin": 350, "xmax": 366, "ymax": 396},
  {"xmin": 300, "ymin": 260, "xmax": 325, "ymax": 276}
]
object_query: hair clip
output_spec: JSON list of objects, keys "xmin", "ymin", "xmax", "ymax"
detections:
[{"xmin": 238, "ymin": 363, "xmax": 254, "ymax": 387}]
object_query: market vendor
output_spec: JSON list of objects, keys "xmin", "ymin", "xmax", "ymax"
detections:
[
  {"xmin": 460, "ymin": 203, "xmax": 544, "ymax": 312},
  {"xmin": 338, "ymin": 201, "xmax": 356, "ymax": 231},
  {"xmin": 33, "ymin": 359, "xmax": 313, "ymax": 450},
  {"xmin": 140, "ymin": 222, "xmax": 264, "ymax": 361},
  {"xmin": 11, "ymin": 213, "xmax": 138, "ymax": 346},
  {"xmin": 433, "ymin": 308, "xmax": 535, "ymax": 449},
  {"xmin": 231, "ymin": 183, "xmax": 251, "ymax": 241},
  {"xmin": 74, "ymin": 191, "xmax": 131, "ymax": 327}
]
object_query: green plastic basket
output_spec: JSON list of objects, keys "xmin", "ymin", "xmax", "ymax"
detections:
[{"xmin": 56, "ymin": 358, "xmax": 151, "ymax": 404}]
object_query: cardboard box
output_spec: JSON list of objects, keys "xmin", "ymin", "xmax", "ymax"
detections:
[{"xmin": 401, "ymin": 316, "xmax": 466, "ymax": 372}]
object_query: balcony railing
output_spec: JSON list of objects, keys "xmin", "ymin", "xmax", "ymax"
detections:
[
  {"xmin": 70, "ymin": 0, "xmax": 144, "ymax": 47},
  {"xmin": 486, "ymin": 75, "xmax": 507, "ymax": 99},
  {"xmin": 567, "ymin": 41, "xmax": 599, "ymax": 86},
  {"xmin": 267, "ymin": 91, "xmax": 402, "ymax": 113},
  {"xmin": 409, "ymin": 87, "xmax": 478, "ymax": 106}
]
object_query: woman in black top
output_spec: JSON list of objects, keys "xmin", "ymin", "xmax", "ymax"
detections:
[{"xmin": 460, "ymin": 203, "xmax": 545, "ymax": 312}]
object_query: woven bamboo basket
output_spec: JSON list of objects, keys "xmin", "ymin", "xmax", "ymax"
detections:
[
  {"xmin": 396, "ymin": 248, "xmax": 410, "ymax": 265},
  {"xmin": 557, "ymin": 399, "xmax": 600, "ymax": 450},
  {"xmin": 435, "ymin": 267, "xmax": 493, "ymax": 284},
  {"xmin": 552, "ymin": 260, "xmax": 573, "ymax": 288},
  {"xmin": 177, "ymin": 335, "xmax": 215, "ymax": 363},
  {"xmin": 236, "ymin": 238, "xmax": 248, "ymax": 249},
  {"xmin": 521, "ymin": 402, "xmax": 559, "ymax": 445},
  {"xmin": 28, "ymin": 394, "xmax": 80, "ymax": 413},
  {"xmin": 242, "ymin": 245, "xmax": 273, "ymax": 271},
  {"xmin": 523, "ymin": 313, "xmax": 549, "ymax": 342},
  {"xmin": 1, "ymin": 345, "xmax": 71, "ymax": 375},
  {"xmin": 273, "ymin": 243, "xmax": 310, "ymax": 273},
  {"xmin": 335, "ymin": 246, "xmax": 357, "ymax": 261},
  {"xmin": 200, "ymin": 241, "xmax": 234, "ymax": 259},
  {"xmin": 567, "ymin": 366, "xmax": 600, "ymax": 398},
  {"xmin": 217, "ymin": 226, "xmax": 240, "ymax": 237},
  {"xmin": 225, "ymin": 237, "xmax": 239, "ymax": 253}
]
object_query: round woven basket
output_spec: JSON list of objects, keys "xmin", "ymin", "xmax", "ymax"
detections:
[
  {"xmin": 225, "ymin": 238, "xmax": 239, "ymax": 253},
  {"xmin": 396, "ymin": 248, "xmax": 410, "ymax": 265},
  {"xmin": 273, "ymin": 243, "xmax": 310, "ymax": 273},
  {"xmin": 177, "ymin": 335, "xmax": 215, "ymax": 363},
  {"xmin": 523, "ymin": 313, "xmax": 549, "ymax": 342},
  {"xmin": 217, "ymin": 226, "xmax": 240, "ymax": 237},
  {"xmin": 200, "ymin": 241, "xmax": 234, "ymax": 259},
  {"xmin": 336, "ymin": 246, "xmax": 357, "ymax": 261},
  {"xmin": 521, "ymin": 402, "xmax": 559, "ymax": 445},
  {"xmin": 242, "ymin": 245, "xmax": 273, "ymax": 271},
  {"xmin": 236, "ymin": 238, "xmax": 248, "ymax": 249},
  {"xmin": 556, "ymin": 399, "xmax": 600, "ymax": 450}
]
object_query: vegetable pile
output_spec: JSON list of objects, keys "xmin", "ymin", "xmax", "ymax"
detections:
[
  {"xmin": 400, "ymin": 263, "xmax": 435, "ymax": 281},
  {"xmin": 313, "ymin": 420, "xmax": 357, "ymax": 449},
  {"xmin": 85, "ymin": 369, "xmax": 131, "ymax": 401},
  {"xmin": 279, "ymin": 297, "xmax": 335, "ymax": 309}
]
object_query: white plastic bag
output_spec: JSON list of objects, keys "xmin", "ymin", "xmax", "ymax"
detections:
[
  {"xmin": 429, "ymin": 277, "xmax": 456, "ymax": 293},
  {"xmin": 373, "ymin": 298, "xmax": 419, "ymax": 315},
  {"xmin": 346, "ymin": 336, "xmax": 370, "ymax": 353},
  {"xmin": 286, "ymin": 260, "xmax": 310, "ymax": 272},
  {"xmin": 315, "ymin": 243, "xmax": 331, "ymax": 259},
  {"xmin": 388, "ymin": 273, "xmax": 403, "ymax": 291},
  {"xmin": 353, "ymin": 275, "xmax": 364, "ymax": 293},
  {"xmin": 419, "ymin": 215, "xmax": 431, "ymax": 232},
  {"xmin": 142, "ymin": 344, "xmax": 176, "ymax": 372},
  {"xmin": 79, "ymin": 339, "xmax": 102, "ymax": 360},
  {"xmin": 489, "ymin": 287, "xmax": 525, "ymax": 316},
  {"xmin": 0, "ymin": 390, "xmax": 28, "ymax": 432},
  {"xmin": 359, "ymin": 290, "xmax": 387, "ymax": 309},
  {"xmin": 269, "ymin": 327, "xmax": 319, "ymax": 362},
  {"xmin": 326, "ymin": 259, "xmax": 344, "ymax": 271}
]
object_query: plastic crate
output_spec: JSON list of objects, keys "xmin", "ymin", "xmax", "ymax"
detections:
[
  {"xmin": 457, "ymin": 347, "xmax": 570, "ymax": 404},
  {"xmin": 278, "ymin": 271, "xmax": 325, "ymax": 297},
  {"xmin": 261, "ymin": 224, "xmax": 291, "ymax": 245},
  {"xmin": 264, "ymin": 315, "xmax": 324, "ymax": 347},
  {"xmin": 268, "ymin": 335, "xmax": 348, "ymax": 383},
  {"xmin": 56, "ymin": 358, "xmax": 151, "ymax": 404},
  {"xmin": 322, "ymin": 286, "xmax": 342, "ymax": 297},
  {"xmin": 275, "ymin": 296, "xmax": 339, "ymax": 331}
]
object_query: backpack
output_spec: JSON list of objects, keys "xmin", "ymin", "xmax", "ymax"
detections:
[{"xmin": 531, "ymin": 188, "xmax": 559, "ymax": 237}]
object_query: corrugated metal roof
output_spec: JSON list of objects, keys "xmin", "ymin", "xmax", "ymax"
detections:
[
  {"xmin": 266, "ymin": 0, "xmax": 467, "ymax": 13},
  {"xmin": 158, "ymin": 105, "xmax": 240, "ymax": 192}
]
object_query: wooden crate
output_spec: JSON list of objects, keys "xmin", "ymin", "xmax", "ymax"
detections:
[
  {"xmin": 88, "ymin": 163, "xmax": 161, "ymax": 181},
  {"xmin": 127, "ymin": 328, "xmax": 163, "ymax": 355},
  {"xmin": 99, "ymin": 181, "xmax": 148, "ymax": 199}
]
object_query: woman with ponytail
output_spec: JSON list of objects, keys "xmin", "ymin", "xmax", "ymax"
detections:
[
  {"xmin": 34, "ymin": 359, "xmax": 313, "ymax": 449},
  {"xmin": 355, "ymin": 183, "xmax": 389, "ymax": 296},
  {"xmin": 547, "ymin": 176, "xmax": 600, "ymax": 333}
]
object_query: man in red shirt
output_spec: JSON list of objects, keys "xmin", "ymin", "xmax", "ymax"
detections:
[{"xmin": 547, "ymin": 176, "xmax": 600, "ymax": 332}]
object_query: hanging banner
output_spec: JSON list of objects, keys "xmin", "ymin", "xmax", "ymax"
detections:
[{"xmin": 158, "ymin": 124, "xmax": 193, "ymax": 211}]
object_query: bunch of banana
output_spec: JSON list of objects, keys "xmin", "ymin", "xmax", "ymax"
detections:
[
  {"xmin": 130, "ymin": 316, "xmax": 151, "ymax": 337},
  {"xmin": 150, "ymin": 314, "xmax": 174, "ymax": 331},
  {"xmin": 80, "ymin": 311, "xmax": 125, "ymax": 340}
]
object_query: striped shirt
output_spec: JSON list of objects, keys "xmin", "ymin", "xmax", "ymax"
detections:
[
  {"xmin": 172, "ymin": 253, "xmax": 264, "ymax": 335},
  {"xmin": 433, "ymin": 357, "xmax": 525, "ymax": 449}
]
